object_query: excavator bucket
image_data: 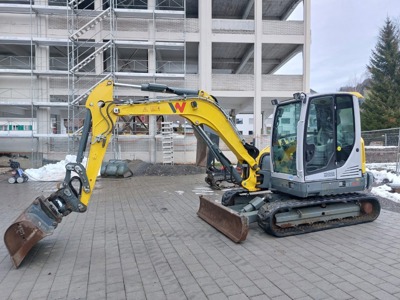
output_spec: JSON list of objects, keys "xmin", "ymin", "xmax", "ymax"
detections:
[
  {"xmin": 197, "ymin": 196, "xmax": 249, "ymax": 242},
  {"xmin": 4, "ymin": 196, "xmax": 61, "ymax": 268}
]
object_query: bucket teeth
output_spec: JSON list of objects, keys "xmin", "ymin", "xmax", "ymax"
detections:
[
  {"xmin": 4, "ymin": 196, "xmax": 62, "ymax": 268},
  {"xmin": 197, "ymin": 196, "xmax": 249, "ymax": 242}
]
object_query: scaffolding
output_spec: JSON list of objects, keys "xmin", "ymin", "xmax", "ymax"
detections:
[
  {"xmin": 0, "ymin": 0, "xmax": 308, "ymax": 165},
  {"xmin": 66, "ymin": 0, "xmax": 187, "ymax": 159},
  {"xmin": 67, "ymin": 0, "xmax": 114, "ymax": 153}
]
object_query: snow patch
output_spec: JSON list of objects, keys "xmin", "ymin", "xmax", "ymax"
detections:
[
  {"xmin": 25, "ymin": 155, "xmax": 89, "ymax": 182},
  {"xmin": 367, "ymin": 163, "xmax": 400, "ymax": 203}
]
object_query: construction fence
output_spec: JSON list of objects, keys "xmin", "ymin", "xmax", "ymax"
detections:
[
  {"xmin": 362, "ymin": 128, "xmax": 400, "ymax": 163},
  {"xmin": 362, "ymin": 128, "xmax": 400, "ymax": 147},
  {"xmin": 362, "ymin": 128, "xmax": 400, "ymax": 175}
]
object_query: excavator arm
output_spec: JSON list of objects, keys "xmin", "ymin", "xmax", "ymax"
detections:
[
  {"xmin": 81, "ymin": 80, "xmax": 260, "ymax": 205},
  {"xmin": 4, "ymin": 80, "xmax": 261, "ymax": 267}
]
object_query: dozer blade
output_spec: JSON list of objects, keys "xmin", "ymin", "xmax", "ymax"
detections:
[
  {"xmin": 197, "ymin": 196, "xmax": 249, "ymax": 243},
  {"xmin": 4, "ymin": 196, "xmax": 61, "ymax": 268}
]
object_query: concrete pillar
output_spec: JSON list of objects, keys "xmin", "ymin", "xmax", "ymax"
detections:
[
  {"xmin": 199, "ymin": 0, "xmax": 212, "ymax": 91},
  {"xmin": 196, "ymin": 0, "xmax": 212, "ymax": 165},
  {"xmin": 37, "ymin": 107, "xmax": 51, "ymax": 134},
  {"xmin": 230, "ymin": 109, "xmax": 237, "ymax": 124},
  {"xmin": 303, "ymin": 0, "xmax": 311, "ymax": 93},
  {"xmin": 261, "ymin": 111, "xmax": 266, "ymax": 135},
  {"xmin": 148, "ymin": 0, "xmax": 157, "ymax": 163},
  {"xmin": 35, "ymin": 0, "xmax": 48, "ymax": 71},
  {"xmin": 94, "ymin": 0, "xmax": 101, "ymax": 9},
  {"xmin": 95, "ymin": 0, "xmax": 104, "ymax": 75},
  {"xmin": 35, "ymin": 10, "xmax": 51, "ymax": 153},
  {"xmin": 36, "ymin": 107, "xmax": 50, "ymax": 153},
  {"xmin": 36, "ymin": 46, "xmax": 49, "ymax": 72},
  {"xmin": 148, "ymin": 0, "xmax": 156, "ymax": 75},
  {"xmin": 253, "ymin": 0, "xmax": 262, "ymax": 148}
]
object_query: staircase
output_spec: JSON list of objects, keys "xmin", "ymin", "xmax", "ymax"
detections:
[
  {"xmin": 71, "ymin": 8, "xmax": 111, "ymax": 39},
  {"xmin": 70, "ymin": 41, "xmax": 112, "ymax": 73},
  {"xmin": 161, "ymin": 122, "xmax": 174, "ymax": 165}
]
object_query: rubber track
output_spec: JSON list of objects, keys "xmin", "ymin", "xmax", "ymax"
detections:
[{"xmin": 257, "ymin": 193, "xmax": 381, "ymax": 237}]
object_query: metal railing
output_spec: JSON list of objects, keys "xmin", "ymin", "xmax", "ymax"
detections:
[
  {"xmin": 49, "ymin": 57, "xmax": 69, "ymax": 70},
  {"xmin": 115, "ymin": 59, "xmax": 148, "ymax": 73},
  {"xmin": 156, "ymin": 0, "xmax": 184, "ymax": 10},
  {"xmin": 0, "ymin": 56, "xmax": 33, "ymax": 69},
  {"xmin": 156, "ymin": 60, "xmax": 184, "ymax": 73}
]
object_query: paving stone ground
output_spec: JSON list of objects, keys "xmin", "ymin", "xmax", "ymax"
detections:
[{"xmin": 0, "ymin": 174, "xmax": 400, "ymax": 300}]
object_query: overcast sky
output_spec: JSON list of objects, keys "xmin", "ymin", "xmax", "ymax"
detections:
[{"xmin": 278, "ymin": 0, "xmax": 400, "ymax": 93}]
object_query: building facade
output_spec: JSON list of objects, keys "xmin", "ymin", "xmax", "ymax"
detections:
[{"xmin": 0, "ymin": 0, "xmax": 310, "ymax": 164}]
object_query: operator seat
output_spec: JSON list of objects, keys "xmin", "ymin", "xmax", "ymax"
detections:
[
  {"xmin": 307, "ymin": 118, "xmax": 334, "ymax": 172},
  {"xmin": 316, "ymin": 124, "xmax": 333, "ymax": 145}
]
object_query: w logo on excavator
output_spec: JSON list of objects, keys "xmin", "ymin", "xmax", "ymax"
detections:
[{"xmin": 169, "ymin": 102, "xmax": 186, "ymax": 113}]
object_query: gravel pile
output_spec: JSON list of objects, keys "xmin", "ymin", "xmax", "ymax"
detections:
[{"xmin": 375, "ymin": 195, "xmax": 400, "ymax": 213}]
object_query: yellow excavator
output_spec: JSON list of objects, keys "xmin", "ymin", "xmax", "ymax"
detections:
[{"xmin": 4, "ymin": 80, "xmax": 380, "ymax": 268}]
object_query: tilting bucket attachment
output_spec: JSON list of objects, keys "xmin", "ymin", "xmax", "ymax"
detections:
[
  {"xmin": 197, "ymin": 196, "xmax": 249, "ymax": 242},
  {"xmin": 4, "ymin": 196, "xmax": 62, "ymax": 268}
]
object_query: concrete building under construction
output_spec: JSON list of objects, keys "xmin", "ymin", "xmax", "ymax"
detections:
[{"xmin": 0, "ymin": 0, "xmax": 310, "ymax": 165}]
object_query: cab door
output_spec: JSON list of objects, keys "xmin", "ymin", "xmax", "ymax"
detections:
[
  {"xmin": 303, "ymin": 94, "xmax": 359, "ymax": 181},
  {"xmin": 304, "ymin": 95, "xmax": 336, "ymax": 180},
  {"xmin": 335, "ymin": 95, "xmax": 360, "ymax": 179}
]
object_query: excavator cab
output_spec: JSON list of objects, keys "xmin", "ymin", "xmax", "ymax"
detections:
[{"xmin": 270, "ymin": 93, "xmax": 367, "ymax": 197}]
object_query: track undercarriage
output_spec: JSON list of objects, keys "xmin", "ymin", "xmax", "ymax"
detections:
[
  {"xmin": 257, "ymin": 193, "xmax": 381, "ymax": 237},
  {"xmin": 198, "ymin": 190, "xmax": 381, "ymax": 242}
]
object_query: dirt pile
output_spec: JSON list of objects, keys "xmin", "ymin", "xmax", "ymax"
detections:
[{"xmin": 127, "ymin": 160, "xmax": 205, "ymax": 176}]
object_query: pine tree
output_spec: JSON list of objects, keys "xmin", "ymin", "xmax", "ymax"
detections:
[{"xmin": 361, "ymin": 18, "xmax": 400, "ymax": 130}]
